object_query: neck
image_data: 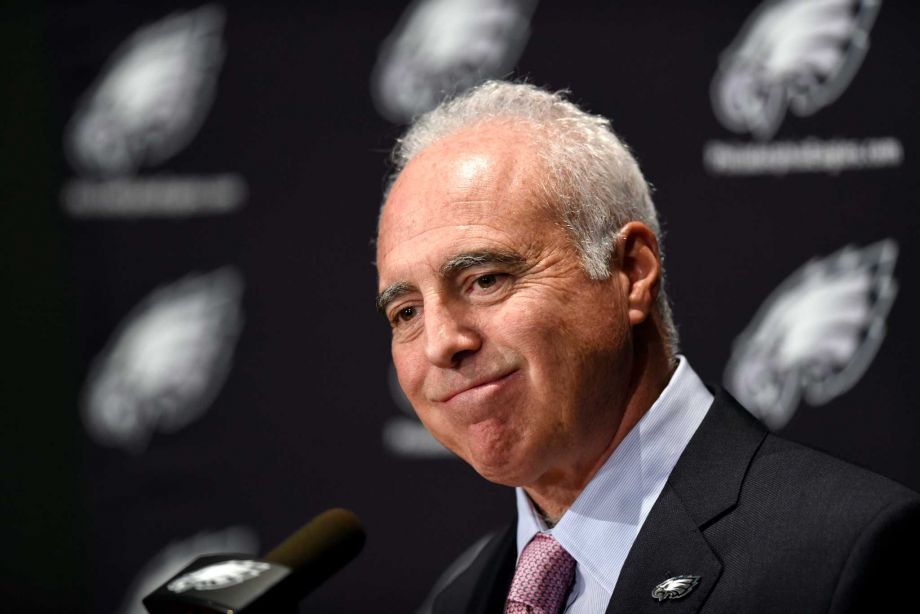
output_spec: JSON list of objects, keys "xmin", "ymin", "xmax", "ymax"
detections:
[{"xmin": 524, "ymin": 328, "xmax": 673, "ymax": 524}]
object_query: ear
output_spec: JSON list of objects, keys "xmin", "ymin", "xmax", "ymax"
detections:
[{"xmin": 613, "ymin": 222, "xmax": 661, "ymax": 326}]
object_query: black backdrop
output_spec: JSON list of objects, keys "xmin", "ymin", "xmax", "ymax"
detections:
[{"xmin": 4, "ymin": 1, "xmax": 920, "ymax": 612}]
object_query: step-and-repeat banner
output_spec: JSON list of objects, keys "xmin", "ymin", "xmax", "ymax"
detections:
[{"xmin": 32, "ymin": 0, "xmax": 920, "ymax": 611}]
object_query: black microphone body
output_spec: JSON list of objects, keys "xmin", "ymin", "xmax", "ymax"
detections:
[{"xmin": 142, "ymin": 508, "xmax": 366, "ymax": 613}]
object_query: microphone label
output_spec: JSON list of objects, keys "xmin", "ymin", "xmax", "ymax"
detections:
[{"xmin": 167, "ymin": 559, "xmax": 271, "ymax": 593}]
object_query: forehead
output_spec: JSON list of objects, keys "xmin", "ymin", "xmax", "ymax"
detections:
[{"xmin": 377, "ymin": 124, "xmax": 552, "ymax": 273}]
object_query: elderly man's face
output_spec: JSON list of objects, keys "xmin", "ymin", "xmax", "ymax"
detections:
[{"xmin": 376, "ymin": 125, "xmax": 635, "ymax": 488}]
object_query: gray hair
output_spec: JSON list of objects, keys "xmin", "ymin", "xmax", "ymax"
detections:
[{"xmin": 386, "ymin": 80, "xmax": 679, "ymax": 358}]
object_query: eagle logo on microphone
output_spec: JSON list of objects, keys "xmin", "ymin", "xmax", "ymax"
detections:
[
  {"xmin": 711, "ymin": 0, "xmax": 882, "ymax": 139},
  {"xmin": 724, "ymin": 240, "xmax": 898, "ymax": 430},
  {"xmin": 167, "ymin": 560, "xmax": 270, "ymax": 593}
]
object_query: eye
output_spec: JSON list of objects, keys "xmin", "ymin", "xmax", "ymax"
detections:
[
  {"xmin": 394, "ymin": 306, "xmax": 417, "ymax": 324},
  {"xmin": 468, "ymin": 272, "xmax": 510, "ymax": 297},
  {"xmin": 475, "ymin": 274, "xmax": 498, "ymax": 289}
]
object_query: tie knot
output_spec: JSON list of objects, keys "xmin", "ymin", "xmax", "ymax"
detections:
[{"xmin": 505, "ymin": 533, "xmax": 576, "ymax": 614}]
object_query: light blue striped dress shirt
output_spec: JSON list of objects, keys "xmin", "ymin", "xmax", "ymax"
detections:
[{"xmin": 514, "ymin": 356, "xmax": 714, "ymax": 613}]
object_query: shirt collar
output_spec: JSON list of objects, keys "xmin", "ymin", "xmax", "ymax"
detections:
[{"xmin": 514, "ymin": 356, "xmax": 713, "ymax": 593}]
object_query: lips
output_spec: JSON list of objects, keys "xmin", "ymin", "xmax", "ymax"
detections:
[{"xmin": 434, "ymin": 370, "xmax": 518, "ymax": 403}]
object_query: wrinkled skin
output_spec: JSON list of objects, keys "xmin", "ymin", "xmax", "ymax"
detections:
[{"xmin": 376, "ymin": 123, "xmax": 669, "ymax": 520}]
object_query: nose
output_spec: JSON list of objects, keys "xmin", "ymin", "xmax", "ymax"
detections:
[{"xmin": 424, "ymin": 299, "xmax": 481, "ymax": 368}]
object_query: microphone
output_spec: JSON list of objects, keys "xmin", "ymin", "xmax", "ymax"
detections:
[{"xmin": 142, "ymin": 508, "xmax": 366, "ymax": 613}]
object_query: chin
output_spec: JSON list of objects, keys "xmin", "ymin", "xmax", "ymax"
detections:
[
  {"xmin": 433, "ymin": 419, "xmax": 540, "ymax": 485},
  {"xmin": 467, "ymin": 448, "xmax": 540, "ymax": 487}
]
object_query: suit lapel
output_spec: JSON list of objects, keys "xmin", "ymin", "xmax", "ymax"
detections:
[
  {"xmin": 606, "ymin": 391, "xmax": 767, "ymax": 613},
  {"xmin": 431, "ymin": 522, "xmax": 516, "ymax": 614},
  {"xmin": 429, "ymin": 392, "xmax": 767, "ymax": 614}
]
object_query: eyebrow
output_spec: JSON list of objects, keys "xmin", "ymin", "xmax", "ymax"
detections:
[
  {"xmin": 375, "ymin": 249, "xmax": 526, "ymax": 315},
  {"xmin": 439, "ymin": 249, "xmax": 526, "ymax": 277},
  {"xmin": 376, "ymin": 281, "xmax": 414, "ymax": 315}
]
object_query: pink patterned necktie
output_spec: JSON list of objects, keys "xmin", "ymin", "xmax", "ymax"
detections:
[{"xmin": 505, "ymin": 533, "xmax": 576, "ymax": 614}]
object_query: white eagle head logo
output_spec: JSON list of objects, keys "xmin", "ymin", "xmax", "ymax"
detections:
[
  {"xmin": 81, "ymin": 267, "xmax": 244, "ymax": 452},
  {"xmin": 652, "ymin": 575, "xmax": 700, "ymax": 601},
  {"xmin": 711, "ymin": 0, "xmax": 882, "ymax": 140},
  {"xmin": 724, "ymin": 240, "xmax": 898, "ymax": 430},
  {"xmin": 117, "ymin": 527, "xmax": 258, "ymax": 614},
  {"xmin": 371, "ymin": 0, "xmax": 537, "ymax": 123},
  {"xmin": 166, "ymin": 559, "xmax": 270, "ymax": 594},
  {"xmin": 65, "ymin": 4, "xmax": 226, "ymax": 177}
]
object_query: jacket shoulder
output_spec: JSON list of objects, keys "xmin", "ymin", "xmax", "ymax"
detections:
[
  {"xmin": 752, "ymin": 433, "xmax": 919, "ymax": 515},
  {"xmin": 687, "ymin": 397, "xmax": 920, "ymax": 612}
]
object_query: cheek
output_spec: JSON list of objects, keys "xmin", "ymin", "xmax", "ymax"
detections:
[
  {"xmin": 493, "ymin": 290, "xmax": 629, "ymax": 388},
  {"xmin": 394, "ymin": 351, "xmax": 446, "ymax": 439},
  {"xmin": 492, "ymin": 295, "xmax": 575, "ymax": 356},
  {"xmin": 392, "ymin": 345, "xmax": 425, "ymax": 404}
]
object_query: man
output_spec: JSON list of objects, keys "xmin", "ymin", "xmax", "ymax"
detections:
[{"xmin": 375, "ymin": 81, "xmax": 919, "ymax": 613}]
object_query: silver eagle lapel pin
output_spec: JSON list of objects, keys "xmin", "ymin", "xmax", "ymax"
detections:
[{"xmin": 652, "ymin": 575, "xmax": 701, "ymax": 602}]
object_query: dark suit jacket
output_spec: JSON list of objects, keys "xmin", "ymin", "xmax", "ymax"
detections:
[{"xmin": 427, "ymin": 391, "xmax": 920, "ymax": 613}]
